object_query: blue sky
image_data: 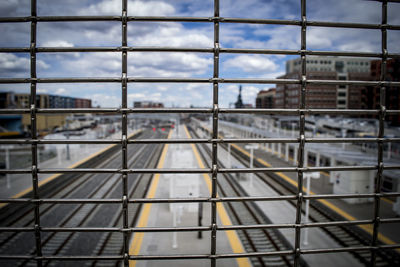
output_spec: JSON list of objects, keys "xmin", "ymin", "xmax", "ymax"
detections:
[{"xmin": 0, "ymin": 0, "xmax": 399, "ymax": 108}]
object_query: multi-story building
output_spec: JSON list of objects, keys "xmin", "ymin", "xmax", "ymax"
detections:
[
  {"xmin": 74, "ymin": 98, "xmax": 92, "ymax": 108},
  {"xmin": 256, "ymin": 89, "xmax": 276, "ymax": 108},
  {"xmin": 369, "ymin": 58, "xmax": 400, "ymax": 125},
  {"xmin": 133, "ymin": 101, "xmax": 164, "ymax": 108},
  {"xmin": 0, "ymin": 92, "xmax": 16, "ymax": 108},
  {"xmin": 276, "ymin": 56, "xmax": 371, "ymax": 109},
  {"xmin": 1, "ymin": 92, "xmax": 93, "ymax": 134},
  {"xmin": 0, "ymin": 92, "xmax": 92, "ymax": 109}
]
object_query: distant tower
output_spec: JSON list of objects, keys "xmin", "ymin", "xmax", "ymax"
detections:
[{"xmin": 234, "ymin": 85, "xmax": 244, "ymax": 108}]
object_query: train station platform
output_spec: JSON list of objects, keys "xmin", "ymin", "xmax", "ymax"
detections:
[
  {"xmin": 194, "ymin": 119, "xmax": 400, "ymax": 264},
  {"xmin": 129, "ymin": 125, "xmax": 249, "ymax": 267},
  {"xmin": 194, "ymin": 127, "xmax": 363, "ymax": 267}
]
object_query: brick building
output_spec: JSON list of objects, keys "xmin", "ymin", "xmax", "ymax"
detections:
[
  {"xmin": 276, "ymin": 56, "xmax": 370, "ymax": 109},
  {"xmin": 256, "ymin": 89, "xmax": 275, "ymax": 108},
  {"xmin": 369, "ymin": 59, "xmax": 400, "ymax": 125}
]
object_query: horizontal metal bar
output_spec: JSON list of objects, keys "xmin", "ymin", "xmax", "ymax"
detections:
[
  {"xmin": 380, "ymin": 218, "xmax": 400, "ymax": 224},
  {"xmin": 380, "ymin": 244, "xmax": 400, "ymax": 250},
  {"xmin": 2, "ymin": 192, "xmax": 398, "ymax": 205},
  {"xmin": 301, "ymin": 246, "xmax": 373, "ymax": 255},
  {"xmin": 1, "ymin": 15, "xmax": 400, "ymax": 30},
  {"xmin": 0, "ymin": 220, "xmax": 394, "ymax": 234},
  {"xmin": 219, "ymin": 165, "xmax": 379, "ymax": 173},
  {"xmin": 2, "ymin": 46, "xmax": 400, "ymax": 59},
  {"xmin": 1, "ymin": 108, "xmax": 399, "ymax": 116},
  {"xmin": 1, "ymin": 77, "xmax": 399, "ymax": 86},
  {"xmin": 302, "ymin": 220, "xmax": 373, "ymax": 228},
  {"xmin": 305, "ymin": 193, "xmax": 380, "ymax": 200},
  {"xmin": 0, "ymin": 255, "xmax": 123, "ymax": 260},
  {"xmin": 306, "ymin": 138, "xmax": 400, "ymax": 143},
  {"xmin": 36, "ymin": 168, "xmax": 212, "ymax": 174},
  {"xmin": 1, "ymin": 137, "xmax": 398, "ymax": 145},
  {"xmin": 0, "ymin": 139, "xmax": 121, "ymax": 145},
  {"xmin": 2, "ymin": 164, "xmax": 399, "ymax": 175}
]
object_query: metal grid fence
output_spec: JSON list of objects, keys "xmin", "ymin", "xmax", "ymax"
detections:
[{"xmin": 0, "ymin": 0, "xmax": 400, "ymax": 266}]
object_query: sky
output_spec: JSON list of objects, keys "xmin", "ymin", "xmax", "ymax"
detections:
[{"xmin": 0, "ymin": 0, "xmax": 399, "ymax": 108}]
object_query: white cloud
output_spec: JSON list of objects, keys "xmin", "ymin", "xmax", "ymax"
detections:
[
  {"xmin": 241, "ymin": 85, "xmax": 260, "ymax": 104},
  {"xmin": 92, "ymin": 93, "xmax": 121, "ymax": 107},
  {"xmin": 55, "ymin": 88, "xmax": 67, "ymax": 95},
  {"xmin": 130, "ymin": 23, "xmax": 213, "ymax": 48},
  {"xmin": 224, "ymin": 55, "xmax": 278, "ymax": 74},
  {"xmin": 129, "ymin": 52, "xmax": 212, "ymax": 77},
  {"xmin": 37, "ymin": 88, "xmax": 48, "ymax": 94},
  {"xmin": 42, "ymin": 40, "xmax": 74, "ymax": 47},
  {"xmin": 0, "ymin": 54, "xmax": 49, "ymax": 77},
  {"xmin": 81, "ymin": 0, "xmax": 175, "ymax": 16},
  {"xmin": 128, "ymin": 93, "xmax": 145, "ymax": 99}
]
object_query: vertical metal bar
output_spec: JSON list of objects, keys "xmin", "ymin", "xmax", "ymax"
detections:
[
  {"xmin": 211, "ymin": 1, "xmax": 220, "ymax": 266},
  {"xmin": 121, "ymin": 0, "xmax": 129, "ymax": 266},
  {"xmin": 294, "ymin": 0, "xmax": 307, "ymax": 266},
  {"xmin": 30, "ymin": 0, "xmax": 42, "ymax": 266},
  {"xmin": 371, "ymin": 1, "xmax": 387, "ymax": 265}
]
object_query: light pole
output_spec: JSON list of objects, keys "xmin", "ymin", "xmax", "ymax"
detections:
[
  {"xmin": 303, "ymin": 171, "xmax": 320, "ymax": 246},
  {"xmin": 245, "ymin": 144, "xmax": 258, "ymax": 188}
]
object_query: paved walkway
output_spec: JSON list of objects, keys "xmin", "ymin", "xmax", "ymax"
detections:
[{"xmin": 130, "ymin": 125, "xmax": 247, "ymax": 267}]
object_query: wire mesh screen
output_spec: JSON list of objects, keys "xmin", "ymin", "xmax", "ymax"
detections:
[{"xmin": 0, "ymin": 0, "xmax": 400, "ymax": 267}]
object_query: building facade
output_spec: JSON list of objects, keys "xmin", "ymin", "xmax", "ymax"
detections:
[
  {"xmin": 256, "ymin": 89, "xmax": 276, "ymax": 108},
  {"xmin": 277, "ymin": 56, "xmax": 371, "ymax": 109},
  {"xmin": 369, "ymin": 58, "xmax": 400, "ymax": 125},
  {"xmin": 133, "ymin": 101, "xmax": 164, "ymax": 108},
  {"xmin": 0, "ymin": 92, "xmax": 91, "ymax": 109}
]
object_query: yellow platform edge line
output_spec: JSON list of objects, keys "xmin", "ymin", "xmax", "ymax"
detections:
[
  {"xmin": 200, "ymin": 125, "xmax": 398, "ymax": 248},
  {"xmin": 0, "ymin": 129, "xmax": 143, "ymax": 209},
  {"xmin": 129, "ymin": 129, "xmax": 173, "ymax": 267},
  {"xmin": 184, "ymin": 125, "xmax": 251, "ymax": 267}
]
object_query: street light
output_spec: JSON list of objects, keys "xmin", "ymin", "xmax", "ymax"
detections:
[
  {"xmin": 303, "ymin": 171, "xmax": 320, "ymax": 246},
  {"xmin": 245, "ymin": 144, "xmax": 258, "ymax": 188}
]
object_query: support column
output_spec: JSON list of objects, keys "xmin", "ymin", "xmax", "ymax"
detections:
[
  {"xmin": 293, "ymin": 147, "xmax": 298, "ymax": 166},
  {"xmin": 316, "ymin": 152, "xmax": 320, "ymax": 167},
  {"xmin": 304, "ymin": 149, "xmax": 308, "ymax": 167},
  {"xmin": 329, "ymin": 156, "xmax": 336, "ymax": 183},
  {"xmin": 285, "ymin": 144, "xmax": 289, "ymax": 162},
  {"xmin": 278, "ymin": 143, "xmax": 282, "ymax": 158}
]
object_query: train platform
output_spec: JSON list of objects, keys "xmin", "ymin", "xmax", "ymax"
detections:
[
  {"xmin": 0, "ymin": 129, "xmax": 140, "ymax": 201},
  {"xmin": 194, "ymin": 128, "xmax": 363, "ymax": 267},
  {"xmin": 129, "ymin": 125, "xmax": 250, "ymax": 267},
  {"xmin": 236, "ymin": 143, "xmax": 400, "ymax": 245},
  {"xmin": 195, "ymin": 121, "xmax": 400, "ymax": 262}
]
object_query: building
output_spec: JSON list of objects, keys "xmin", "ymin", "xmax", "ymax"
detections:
[
  {"xmin": 256, "ymin": 89, "xmax": 276, "ymax": 108},
  {"xmin": 0, "ymin": 92, "xmax": 92, "ymax": 135},
  {"xmin": 74, "ymin": 98, "xmax": 92, "ymax": 108},
  {"xmin": 0, "ymin": 92, "xmax": 16, "ymax": 109},
  {"xmin": 276, "ymin": 56, "xmax": 371, "ymax": 109},
  {"xmin": 133, "ymin": 101, "xmax": 164, "ymax": 108},
  {"xmin": 0, "ymin": 92, "xmax": 91, "ymax": 109},
  {"xmin": 369, "ymin": 58, "xmax": 400, "ymax": 125}
]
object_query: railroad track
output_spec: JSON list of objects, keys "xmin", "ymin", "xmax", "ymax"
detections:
[
  {"xmin": 188, "ymin": 126, "xmax": 308, "ymax": 267},
  {"xmin": 0, "ymin": 129, "xmax": 168, "ymax": 267},
  {"xmin": 197, "ymin": 124, "xmax": 400, "ymax": 267}
]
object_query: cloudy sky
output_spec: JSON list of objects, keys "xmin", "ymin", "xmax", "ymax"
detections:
[{"xmin": 0, "ymin": 0, "xmax": 399, "ymax": 108}]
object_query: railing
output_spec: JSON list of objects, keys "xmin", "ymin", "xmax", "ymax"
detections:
[{"xmin": 0, "ymin": 0, "xmax": 400, "ymax": 267}]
